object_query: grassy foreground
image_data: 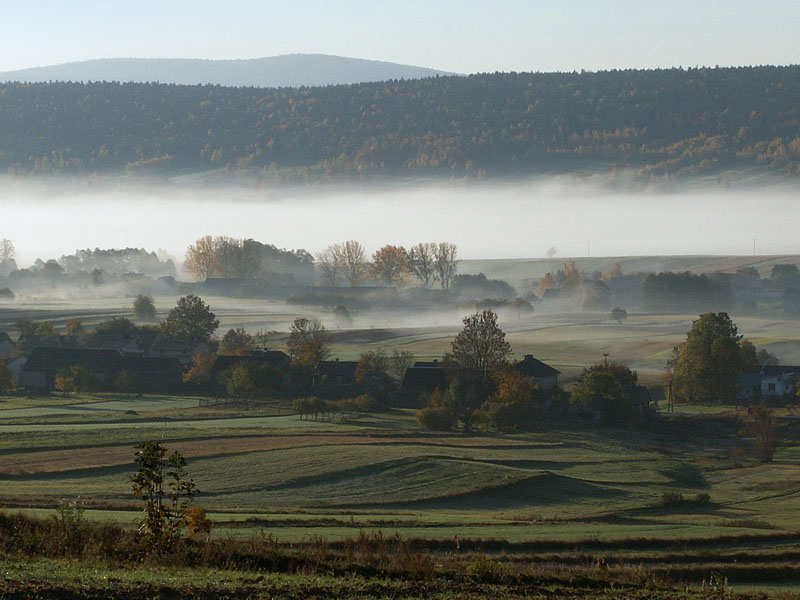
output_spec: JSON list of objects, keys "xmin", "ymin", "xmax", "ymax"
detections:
[{"xmin": 2, "ymin": 511, "xmax": 795, "ymax": 599}]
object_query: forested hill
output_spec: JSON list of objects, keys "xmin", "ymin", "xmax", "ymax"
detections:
[{"xmin": 1, "ymin": 66, "xmax": 798, "ymax": 180}]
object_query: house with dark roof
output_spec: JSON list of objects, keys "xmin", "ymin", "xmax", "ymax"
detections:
[
  {"xmin": 17, "ymin": 347, "xmax": 186, "ymax": 392},
  {"xmin": 147, "ymin": 338, "xmax": 210, "ymax": 364},
  {"xmin": 398, "ymin": 360, "xmax": 449, "ymax": 408},
  {"xmin": 514, "ymin": 355, "xmax": 560, "ymax": 389},
  {"xmin": 210, "ymin": 351, "xmax": 291, "ymax": 383},
  {"xmin": 19, "ymin": 347, "xmax": 123, "ymax": 391},
  {"xmin": 314, "ymin": 359, "xmax": 358, "ymax": 397}
]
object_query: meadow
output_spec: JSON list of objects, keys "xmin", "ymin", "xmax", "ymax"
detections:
[{"xmin": 4, "ymin": 276, "xmax": 800, "ymax": 595}]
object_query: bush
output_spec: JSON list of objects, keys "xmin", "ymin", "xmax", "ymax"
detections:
[
  {"xmin": 133, "ymin": 295, "xmax": 156, "ymax": 320},
  {"xmin": 336, "ymin": 394, "xmax": 378, "ymax": 415},
  {"xmin": 417, "ymin": 407, "xmax": 457, "ymax": 431},
  {"xmin": 294, "ymin": 397, "xmax": 328, "ymax": 420}
]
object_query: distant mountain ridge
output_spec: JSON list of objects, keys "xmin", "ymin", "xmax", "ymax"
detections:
[
  {"xmin": 0, "ymin": 66, "xmax": 798, "ymax": 180},
  {"xmin": 0, "ymin": 54, "xmax": 453, "ymax": 88}
]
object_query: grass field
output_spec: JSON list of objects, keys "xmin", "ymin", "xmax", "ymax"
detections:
[{"xmin": 5, "ymin": 289, "xmax": 800, "ymax": 594}]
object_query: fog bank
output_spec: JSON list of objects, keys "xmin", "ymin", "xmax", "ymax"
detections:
[{"xmin": 2, "ymin": 178, "xmax": 799, "ymax": 267}]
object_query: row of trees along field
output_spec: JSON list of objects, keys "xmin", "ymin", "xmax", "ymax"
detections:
[
  {"xmin": 1, "ymin": 66, "xmax": 799, "ymax": 178},
  {"xmin": 184, "ymin": 236, "xmax": 458, "ymax": 288}
]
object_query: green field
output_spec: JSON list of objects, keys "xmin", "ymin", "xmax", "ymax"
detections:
[{"xmin": 4, "ymin": 291, "xmax": 800, "ymax": 595}]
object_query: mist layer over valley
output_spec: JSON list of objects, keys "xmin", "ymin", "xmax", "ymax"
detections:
[{"xmin": 3, "ymin": 177, "xmax": 799, "ymax": 269}]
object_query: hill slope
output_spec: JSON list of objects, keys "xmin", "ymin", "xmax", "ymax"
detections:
[
  {"xmin": 0, "ymin": 54, "xmax": 452, "ymax": 88},
  {"xmin": 0, "ymin": 66, "xmax": 798, "ymax": 179}
]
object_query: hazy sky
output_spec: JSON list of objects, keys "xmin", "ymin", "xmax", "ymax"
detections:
[{"xmin": 1, "ymin": 0, "xmax": 798, "ymax": 74}]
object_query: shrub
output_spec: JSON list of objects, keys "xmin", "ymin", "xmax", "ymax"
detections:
[{"xmin": 417, "ymin": 407, "xmax": 457, "ymax": 431}]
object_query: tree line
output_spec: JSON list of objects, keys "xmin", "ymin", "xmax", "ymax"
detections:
[
  {"xmin": 184, "ymin": 236, "xmax": 458, "ymax": 288},
  {"xmin": 1, "ymin": 66, "xmax": 799, "ymax": 178},
  {"xmin": 316, "ymin": 241, "xmax": 457, "ymax": 288}
]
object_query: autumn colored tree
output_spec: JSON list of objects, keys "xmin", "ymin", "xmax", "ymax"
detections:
[
  {"xmin": 743, "ymin": 404, "xmax": 781, "ymax": 462},
  {"xmin": 286, "ymin": 317, "xmax": 331, "ymax": 368},
  {"xmin": 183, "ymin": 352, "xmax": 217, "ymax": 388},
  {"xmin": 54, "ymin": 369, "xmax": 75, "ymax": 396},
  {"xmin": 537, "ymin": 272, "xmax": 556, "ymax": 297},
  {"xmin": 372, "ymin": 245, "xmax": 408, "ymax": 286},
  {"xmin": 184, "ymin": 235, "xmax": 218, "ymax": 281},
  {"xmin": 64, "ymin": 318, "xmax": 84, "ymax": 336},
  {"xmin": 483, "ymin": 369, "xmax": 538, "ymax": 431},
  {"xmin": 184, "ymin": 236, "xmax": 263, "ymax": 281}
]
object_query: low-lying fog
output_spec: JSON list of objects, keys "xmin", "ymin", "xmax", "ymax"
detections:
[{"xmin": 2, "ymin": 177, "xmax": 799, "ymax": 267}]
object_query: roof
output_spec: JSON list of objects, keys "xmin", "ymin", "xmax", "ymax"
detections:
[
  {"xmin": 400, "ymin": 366, "xmax": 449, "ymax": 395},
  {"xmin": 117, "ymin": 355, "xmax": 183, "ymax": 378},
  {"xmin": 23, "ymin": 347, "xmax": 123, "ymax": 373},
  {"xmin": 317, "ymin": 360, "xmax": 358, "ymax": 377},
  {"xmin": 762, "ymin": 365, "xmax": 800, "ymax": 376},
  {"xmin": 413, "ymin": 360, "xmax": 441, "ymax": 368},
  {"xmin": 514, "ymin": 355, "xmax": 560, "ymax": 378},
  {"xmin": 212, "ymin": 351, "xmax": 291, "ymax": 375}
]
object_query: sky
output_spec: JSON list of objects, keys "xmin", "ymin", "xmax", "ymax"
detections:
[{"xmin": 1, "ymin": 0, "xmax": 798, "ymax": 74}]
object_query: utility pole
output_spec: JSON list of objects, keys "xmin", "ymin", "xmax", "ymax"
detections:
[
  {"xmin": 587, "ymin": 241, "xmax": 590, "ymax": 257},
  {"xmin": 753, "ymin": 238, "xmax": 756, "ymax": 256}
]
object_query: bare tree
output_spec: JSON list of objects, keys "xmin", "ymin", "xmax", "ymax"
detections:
[
  {"xmin": 434, "ymin": 242, "xmax": 458, "ymax": 290},
  {"xmin": 408, "ymin": 243, "xmax": 438, "ymax": 287},
  {"xmin": 546, "ymin": 246, "xmax": 557, "ymax": 258},
  {"xmin": 341, "ymin": 240, "xmax": 368, "ymax": 286},
  {"xmin": 0, "ymin": 239, "xmax": 16, "ymax": 275},
  {"xmin": 316, "ymin": 244, "xmax": 344, "ymax": 287},
  {"xmin": 372, "ymin": 245, "xmax": 408, "ymax": 286},
  {"xmin": 0, "ymin": 239, "xmax": 15, "ymax": 263}
]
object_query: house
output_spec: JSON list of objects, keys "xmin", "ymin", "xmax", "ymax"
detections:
[
  {"xmin": 315, "ymin": 359, "xmax": 358, "ymax": 396},
  {"xmin": 514, "ymin": 355, "xmax": 560, "ymax": 389},
  {"xmin": 147, "ymin": 337, "xmax": 210, "ymax": 364},
  {"xmin": 115, "ymin": 355, "xmax": 184, "ymax": 393},
  {"xmin": 210, "ymin": 350, "xmax": 291, "ymax": 384},
  {"xmin": 18, "ymin": 347, "xmax": 123, "ymax": 391},
  {"xmin": 0, "ymin": 332, "xmax": 14, "ymax": 357},
  {"xmin": 398, "ymin": 360, "xmax": 449, "ymax": 408},
  {"xmin": 760, "ymin": 372, "xmax": 797, "ymax": 398},
  {"xmin": 17, "ymin": 347, "xmax": 187, "ymax": 393}
]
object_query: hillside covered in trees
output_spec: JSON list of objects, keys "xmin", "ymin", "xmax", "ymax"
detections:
[{"xmin": 1, "ymin": 66, "xmax": 798, "ymax": 179}]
